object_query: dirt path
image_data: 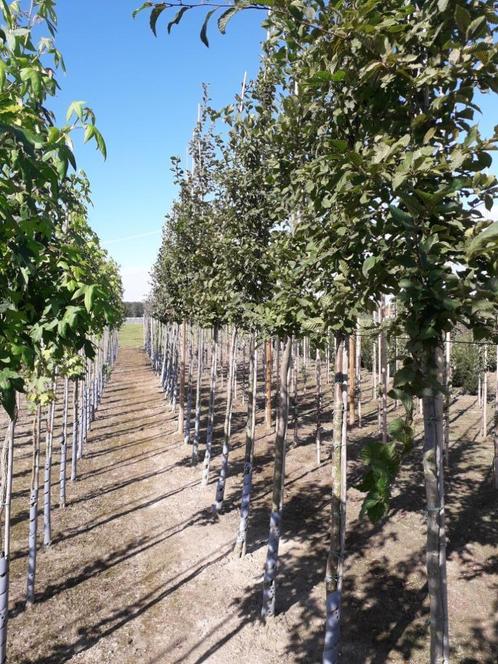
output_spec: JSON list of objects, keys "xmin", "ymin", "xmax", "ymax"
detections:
[
  {"xmin": 8, "ymin": 346, "xmax": 298, "ymax": 663},
  {"xmin": 6, "ymin": 344, "xmax": 498, "ymax": 663}
]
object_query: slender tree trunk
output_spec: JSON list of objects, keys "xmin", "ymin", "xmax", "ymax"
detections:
[
  {"xmin": 235, "ymin": 335, "xmax": 257, "ymax": 556},
  {"xmin": 316, "ymin": 348, "xmax": 322, "ymax": 465},
  {"xmin": 71, "ymin": 380, "xmax": 79, "ymax": 482},
  {"xmin": 261, "ymin": 337, "xmax": 292, "ymax": 618},
  {"xmin": 265, "ymin": 338, "xmax": 272, "ymax": 429},
  {"xmin": 481, "ymin": 344, "xmax": 488, "ymax": 441},
  {"xmin": 323, "ymin": 334, "xmax": 348, "ymax": 664},
  {"xmin": 214, "ymin": 328, "xmax": 238, "ymax": 513},
  {"xmin": 292, "ymin": 341, "xmax": 299, "ymax": 446},
  {"xmin": 379, "ymin": 301, "xmax": 388, "ymax": 442},
  {"xmin": 0, "ymin": 404, "xmax": 16, "ymax": 663},
  {"xmin": 494, "ymin": 345, "xmax": 498, "ymax": 489},
  {"xmin": 185, "ymin": 325, "xmax": 193, "ymax": 445},
  {"xmin": 356, "ymin": 324, "xmax": 362, "ymax": 428},
  {"xmin": 43, "ymin": 385, "xmax": 56, "ymax": 547},
  {"xmin": 443, "ymin": 332, "xmax": 451, "ymax": 462},
  {"xmin": 202, "ymin": 327, "xmax": 218, "ymax": 485},
  {"xmin": 422, "ymin": 344, "xmax": 450, "ymax": 664},
  {"xmin": 27, "ymin": 406, "xmax": 41, "ymax": 604},
  {"xmin": 372, "ymin": 313, "xmax": 377, "ymax": 400},
  {"xmin": 192, "ymin": 329, "xmax": 203, "ymax": 465},
  {"xmin": 59, "ymin": 377, "xmax": 69, "ymax": 508},
  {"xmin": 348, "ymin": 334, "xmax": 355, "ymax": 427},
  {"xmin": 178, "ymin": 321, "xmax": 187, "ymax": 435}
]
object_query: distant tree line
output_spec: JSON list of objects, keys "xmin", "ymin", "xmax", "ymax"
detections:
[{"xmin": 123, "ymin": 301, "xmax": 144, "ymax": 317}]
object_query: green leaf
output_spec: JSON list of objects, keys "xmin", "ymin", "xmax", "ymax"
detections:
[
  {"xmin": 454, "ymin": 4, "xmax": 471, "ymax": 34},
  {"xmin": 362, "ymin": 255, "xmax": 378, "ymax": 277},
  {"xmin": 150, "ymin": 3, "xmax": 166, "ymax": 36},
  {"xmin": 200, "ymin": 9, "xmax": 217, "ymax": 48},
  {"xmin": 218, "ymin": 7, "xmax": 239, "ymax": 34},
  {"xmin": 66, "ymin": 100, "xmax": 86, "ymax": 122},
  {"xmin": 466, "ymin": 15, "xmax": 487, "ymax": 39},
  {"xmin": 84, "ymin": 285, "xmax": 96, "ymax": 312},
  {"xmin": 167, "ymin": 6, "xmax": 189, "ymax": 34}
]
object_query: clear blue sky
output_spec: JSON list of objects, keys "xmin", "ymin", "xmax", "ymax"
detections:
[
  {"xmin": 51, "ymin": 2, "xmax": 496, "ymax": 301},
  {"xmin": 52, "ymin": 1, "xmax": 265, "ymax": 300}
]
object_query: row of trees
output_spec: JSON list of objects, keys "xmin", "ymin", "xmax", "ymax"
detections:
[
  {"xmin": 140, "ymin": 1, "xmax": 498, "ymax": 662},
  {"xmin": 0, "ymin": 2, "xmax": 124, "ymax": 661}
]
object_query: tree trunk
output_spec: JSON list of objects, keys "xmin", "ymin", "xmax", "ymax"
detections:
[
  {"xmin": 235, "ymin": 335, "xmax": 257, "ymax": 556},
  {"xmin": 481, "ymin": 344, "xmax": 488, "ymax": 441},
  {"xmin": 494, "ymin": 345, "xmax": 498, "ymax": 489},
  {"xmin": 71, "ymin": 380, "xmax": 79, "ymax": 482},
  {"xmin": 184, "ymin": 325, "xmax": 193, "ymax": 445},
  {"xmin": 356, "ymin": 324, "xmax": 362, "ymax": 428},
  {"xmin": 443, "ymin": 332, "xmax": 451, "ymax": 462},
  {"xmin": 261, "ymin": 336, "xmax": 292, "ymax": 618},
  {"xmin": 192, "ymin": 328, "xmax": 203, "ymax": 465},
  {"xmin": 265, "ymin": 338, "xmax": 272, "ymax": 429},
  {"xmin": 316, "ymin": 348, "xmax": 322, "ymax": 465},
  {"xmin": 202, "ymin": 327, "xmax": 218, "ymax": 485},
  {"xmin": 214, "ymin": 328, "xmax": 238, "ymax": 513},
  {"xmin": 178, "ymin": 321, "xmax": 187, "ymax": 435},
  {"xmin": 27, "ymin": 406, "xmax": 41, "ymax": 604},
  {"xmin": 348, "ymin": 334, "xmax": 355, "ymax": 427},
  {"xmin": 422, "ymin": 344, "xmax": 450, "ymax": 664},
  {"xmin": 43, "ymin": 386, "xmax": 56, "ymax": 547},
  {"xmin": 0, "ymin": 404, "xmax": 16, "ymax": 663},
  {"xmin": 323, "ymin": 334, "xmax": 348, "ymax": 664},
  {"xmin": 59, "ymin": 377, "xmax": 69, "ymax": 508}
]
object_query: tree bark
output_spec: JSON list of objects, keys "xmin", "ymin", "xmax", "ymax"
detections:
[
  {"xmin": 202, "ymin": 327, "xmax": 218, "ymax": 485},
  {"xmin": 348, "ymin": 334, "xmax": 355, "ymax": 427},
  {"xmin": 422, "ymin": 344, "xmax": 450, "ymax": 664},
  {"xmin": 316, "ymin": 348, "xmax": 322, "ymax": 465},
  {"xmin": 43, "ymin": 386, "xmax": 56, "ymax": 547},
  {"xmin": 265, "ymin": 338, "xmax": 272, "ymax": 429},
  {"xmin": 178, "ymin": 320, "xmax": 187, "ymax": 435},
  {"xmin": 261, "ymin": 336, "xmax": 292, "ymax": 618},
  {"xmin": 192, "ymin": 328, "xmax": 203, "ymax": 465},
  {"xmin": 494, "ymin": 345, "xmax": 498, "ymax": 489},
  {"xmin": 71, "ymin": 380, "xmax": 79, "ymax": 482},
  {"xmin": 214, "ymin": 327, "xmax": 238, "ymax": 513},
  {"xmin": 323, "ymin": 334, "xmax": 348, "ymax": 664},
  {"xmin": 235, "ymin": 335, "xmax": 257, "ymax": 556},
  {"xmin": 59, "ymin": 377, "xmax": 69, "ymax": 508},
  {"xmin": 27, "ymin": 406, "xmax": 41, "ymax": 604},
  {"xmin": 0, "ymin": 403, "xmax": 16, "ymax": 663}
]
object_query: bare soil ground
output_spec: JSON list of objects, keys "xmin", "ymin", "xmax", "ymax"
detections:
[{"xmin": 3, "ymin": 341, "xmax": 497, "ymax": 663}]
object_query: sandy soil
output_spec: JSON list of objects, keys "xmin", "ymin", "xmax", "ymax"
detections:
[{"xmin": 3, "ymin": 345, "xmax": 497, "ymax": 663}]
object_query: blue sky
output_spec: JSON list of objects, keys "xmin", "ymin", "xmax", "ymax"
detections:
[
  {"xmin": 50, "ymin": 2, "xmax": 497, "ymax": 301},
  {"xmin": 52, "ymin": 1, "xmax": 265, "ymax": 300}
]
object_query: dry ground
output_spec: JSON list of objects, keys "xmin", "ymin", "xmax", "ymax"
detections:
[{"xmin": 2, "ymin": 334, "xmax": 497, "ymax": 663}]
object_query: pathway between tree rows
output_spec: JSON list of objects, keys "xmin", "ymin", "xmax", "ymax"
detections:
[
  {"xmin": 7, "ymin": 345, "xmax": 498, "ymax": 663},
  {"xmin": 9, "ymin": 346, "xmax": 303, "ymax": 664}
]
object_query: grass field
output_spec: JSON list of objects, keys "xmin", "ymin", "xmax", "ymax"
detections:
[{"xmin": 119, "ymin": 322, "xmax": 143, "ymax": 348}]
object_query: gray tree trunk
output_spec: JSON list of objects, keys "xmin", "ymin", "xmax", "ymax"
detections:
[
  {"xmin": 0, "ymin": 405, "xmax": 16, "ymax": 664},
  {"xmin": 202, "ymin": 328, "xmax": 218, "ymax": 485},
  {"xmin": 323, "ymin": 334, "xmax": 348, "ymax": 664},
  {"xmin": 59, "ymin": 377, "xmax": 69, "ymax": 507},
  {"xmin": 422, "ymin": 344, "xmax": 450, "ymax": 664},
  {"xmin": 27, "ymin": 406, "xmax": 41, "ymax": 604},
  {"xmin": 235, "ymin": 336, "xmax": 258, "ymax": 556},
  {"xmin": 261, "ymin": 337, "xmax": 292, "ymax": 618},
  {"xmin": 71, "ymin": 379, "xmax": 79, "ymax": 482},
  {"xmin": 192, "ymin": 329, "xmax": 203, "ymax": 465},
  {"xmin": 43, "ymin": 385, "xmax": 56, "ymax": 547},
  {"xmin": 214, "ymin": 328, "xmax": 238, "ymax": 513},
  {"xmin": 316, "ymin": 347, "xmax": 322, "ymax": 465}
]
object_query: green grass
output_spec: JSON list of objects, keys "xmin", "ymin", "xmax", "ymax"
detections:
[{"xmin": 119, "ymin": 322, "xmax": 144, "ymax": 348}]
